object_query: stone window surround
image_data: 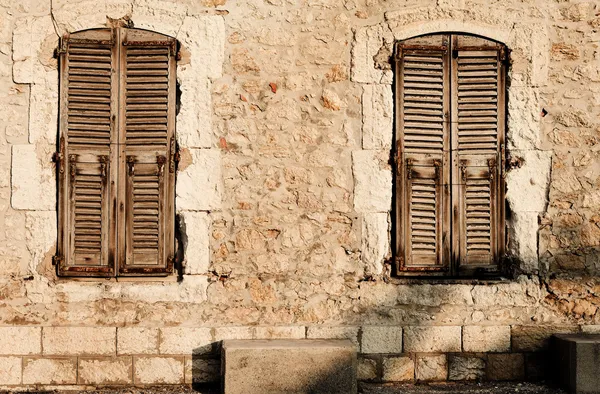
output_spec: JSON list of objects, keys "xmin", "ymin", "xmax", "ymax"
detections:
[
  {"xmin": 352, "ymin": 7, "xmax": 552, "ymax": 278},
  {"xmin": 10, "ymin": 2, "xmax": 225, "ymax": 298}
]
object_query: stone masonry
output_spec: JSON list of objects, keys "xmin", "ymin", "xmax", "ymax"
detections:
[{"xmin": 0, "ymin": 0, "xmax": 600, "ymax": 388}]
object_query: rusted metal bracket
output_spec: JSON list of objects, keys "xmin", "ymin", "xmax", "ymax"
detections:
[
  {"xmin": 127, "ymin": 156, "xmax": 135, "ymax": 176},
  {"xmin": 157, "ymin": 155, "xmax": 166, "ymax": 178},
  {"xmin": 406, "ymin": 158, "xmax": 414, "ymax": 179},
  {"xmin": 52, "ymin": 255, "xmax": 63, "ymax": 266},
  {"xmin": 54, "ymin": 36, "xmax": 69, "ymax": 57},
  {"xmin": 169, "ymin": 137, "xmax": 179, "ymax": 173},
  {"xmin": 488, "ymin": 158, "xmax": 497, "ymax": 181}
]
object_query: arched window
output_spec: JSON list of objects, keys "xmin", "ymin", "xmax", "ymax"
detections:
[
  {"xmin": 55, "ymin": 27, "xmax": 177, "ymax": 277},
  {"xmin": 395, "ymin": 33, "xmax": 507, "ymax": 277}
]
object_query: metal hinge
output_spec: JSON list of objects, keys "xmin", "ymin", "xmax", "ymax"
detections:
[
  {"xmin": 169, "ymin": 137, "xmax": 179, "ymax": 173},
  {"xmin": 52, "ymin": 255, "xmax": 63, "ymax": 266},
  {"xmin": 54, "ymin": 36, "xmax": 68, "ymax": 57}
]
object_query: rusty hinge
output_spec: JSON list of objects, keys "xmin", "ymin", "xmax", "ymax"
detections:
[
  {"xmin": 54, "ymin": 35, "xmax": 68, "ymax": 57},
  {"xmin": 157, "ymin": 155, "xmax": 166, "ymax": 178},
  {"xmin": 52, "ymin": 255, "xmax": 63, "ymax": 266},
  {"xmin": 167, "ymin": 255, "xmax": 175, "ymax": 271},
  {"xmin": 406, "ymin": 158, "xmax": 413, "ymax": 179},
  {"xmin": 127, "ymin": 156, "xmax": 135, "ymax": 176},
  {"xmin": 395, "ymin": 44, "xmax": 403, "ymax": 61},
  {"xmin": 169, "ymin": 137, "xmax": 179, "ymax": 173},
  {"xmin": 499, "ymin": 46, "xmax": 508, "ymax": 63},
  {"xmin": 99, "ymin": 155, "xmax": 108, "ymax": 180},
  {"xmin": 488, "ymin": 158, "xmax": 497, "ymax": 181},
  {"xmin": 460, "ymin": 159, "xmax": 467, "ymax": 180}
]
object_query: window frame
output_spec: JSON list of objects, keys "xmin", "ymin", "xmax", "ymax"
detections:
[
  {"xmin": 54, "ymin": 27, "xmax": 178, "ymax": 278},
  {"xmin": 393, "ymin": 32, "xmax": 508, "ymax": 278}
]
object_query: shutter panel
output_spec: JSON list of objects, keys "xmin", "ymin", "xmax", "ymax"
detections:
[
  {"xmin": 451, "ymin": 35, "xmax": 506, "ymax": 274},
  {"xmin": 395, "ymin": 35, "xmax": 451, "ymax": 274},
  {"xmin": 57, "ymin": 29, "xmax": 117, "ymax": 277},
  {"xmin": 117, "ymin": 29, "xmax": 176, "ymax": 276}
]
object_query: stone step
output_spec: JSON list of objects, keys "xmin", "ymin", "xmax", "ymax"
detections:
[
  {"xmin": 222, "ymin": 339, "xmax": 357, "ymax": 394},
  {"xmin": 552, "ymin": 334, "xmax": 600, "ymax": 394}
]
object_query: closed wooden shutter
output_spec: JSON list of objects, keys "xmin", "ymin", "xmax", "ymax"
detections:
[
  {"xmin": 395, "ymin": 35, "xmax": 451, "ymax": 274},
  {"xmin": 57, "ymin": 29, "xmax": 117, "ymax": 277},
  {"xmin": 117, "ymin": 29, "xmax": 176, "ymax": 276},
  {"xmin": 394, "ymin": 33, "xmax": 506, "ymax": 277},
  {"xmin": 57, "ymin": 27, "xmax": 176, "ymax": 277},
  {"xmin": 451, "ymin": 35, "xmax": 505, "ymax": 274}
]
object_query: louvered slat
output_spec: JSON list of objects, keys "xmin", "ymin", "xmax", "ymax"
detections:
[
  {"xmin": 456, "ymin": 51, "xmax": 499, "ymax": 155},
  {"xmin": 401, "ymin": 52, "xmax": 446, "ymax": 155},
  {"xmin": 66, "ymin": 42, "xmax": 113, "ymax": 151},
  {"xmin": 125, "ymin": 46, "xmax": 170, "ymax": 148},
  {"xmin": 68, "ymin": 158, "xmax": 110, "ymax": 267},
  {"xmin": 124, "ymin": 157, "xmax": 165, "ymax": 267}
]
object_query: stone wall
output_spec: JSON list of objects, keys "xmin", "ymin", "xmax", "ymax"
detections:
[{"xmin": 0, "ymin": 0, "xmax": 599, "ymax": 388}]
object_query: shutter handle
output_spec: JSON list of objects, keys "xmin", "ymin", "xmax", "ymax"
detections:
[
  {"xmin": 488, "ymin": 159, "xmax": 496, "ymax": 181},
  {"xmin": 127, "ymin": 156, "xmax": 135, "ymax": 176},
  {"xmin": 406, "ymin": 158, "xmax": 413, "ymax": 179},
  {"xmin": 69, "ymin": 155, "xmax": 77, "ymax": 182},
  {"xmin": 433, "ymin": 159, "xmax": 441, "ymax": 182},
  {"xmin": 460, "ymin": 160, "xmax": 467, "ymax": 180},
  {"xmin": 157, "ymin": 155, "xmax": 166, "ymax": 178},
  {"xmin": 99, "ymin": 156, "xmax": 108, "ymax": 180}
]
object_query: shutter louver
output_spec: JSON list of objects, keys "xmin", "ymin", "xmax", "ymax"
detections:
[
  {"xmin": 395, "ymin": 35, "xmax": 451, "ymax": 274},
  {"xmin": 451, "ymin": 35, "xmax": 505, "ymax": 274},
  {"xmin": 117, "ymin": 29, "xmax": 176, "ymax": 276},
  {"xmin": 58, "ymin": 29, "xmax": 117, "ymax": 277}
]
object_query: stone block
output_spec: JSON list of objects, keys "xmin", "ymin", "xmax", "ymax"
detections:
[
  {"xmin": 222, "ymin": 339, "xmax": 357, "ymax": 394},
  {"xmin": 0, "ymin": 327, "xmax": 41, "ymax": 355},
  {"xmin": 159, "ymin": 327, "xmax": 213, "ymax": 355},
  {"xmin": 352, "ymin": 150, "xmax": 392, "ymax": 213},
  {"xmin": 134, "ymin": 356, "xmax": 185, "ymax": 384},
  {"xmin": 463, "ymin": 326, "xmax": 511, "ymax": 352},
  {"xmin": 11, "ymin": 144, "xmax": 55, "ymax": 210},
  {"xmin": 78, "ymin": 357, "xmax": 133, "ymax": 385},
  {"xmin": 448, "ymin": 355, "xmax": 486, "ymax": 381},
  {"xmin": 22, "ymin": 357, "xmax": 77, "ymax": 385},
  {"xmin": 254, "ymin": 326, "xmax": 306, "ymax": 339},
  {"xmin": 176, "ymin": 149, "xmax": 222, "ymax": 211},
  {"xmin": 362, "ymin": 85, "xmax": 393, "ymax": 150},
  {"xmin": 486, "ymin": 353, "xmax": 525, "ymax": 381},
  {"xmin": 404, "ymin": 326, "xmax": 462, "ymax": 353},
  {"xmin": 0, "ymin": 357, "xmax": 21, "ymax": 385},
  {"xmin": 512, "ymin": 325, "xmax": 579, "ymax": 351},
  {"xmin": 552, "ymin": 334, "xmax": 600, "ymax": 393},
  {"xmin": 358, "ymin": 357, "xmax": 378, "ymax": 381},
  {"xmin": 184, "ymin": 357, "xmax": 220, "ymax": 384},
  {"xmin": 43, "ymin": 327, "xmax": 116, "ymax": 356},
  {"xmin": 382, "ymin": 356, "xmax": 414, "ymax": 382},
  {"xmin": 117, "ymin": 327, "xmax": 159, "ymax": 355},
  {"xmin": 361, "ymin": 326, "xmax": 402, "ymax": 354},
  {"xmin": 181, "ymin": 211, "xmax": 210, "ymax": 275},
  {"xmin": 214, "ymin": 326, "xmax": 254, "ymax": 342},
  {"xmin": 362, "ymin": 213, "xmax": 389, "ymax": 276},
  {"xmin": 306, "ymin": 326, "xmax": 359, "ymax": 345},
  {"xmin": 416, "ymin": 354, "xmax": 447, "ymax": 381},
  {"xmin": 351, "ymin": 24, "xmax": 393, "ymax": 84}
]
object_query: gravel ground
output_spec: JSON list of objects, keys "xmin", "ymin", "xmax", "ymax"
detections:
[{"xmin": 12, "ymin": 381, "xmax": 565, "ymax": 394}]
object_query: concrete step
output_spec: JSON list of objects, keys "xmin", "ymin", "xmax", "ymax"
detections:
[
  {"xmin": 552, "ymin": 334, "xmax": 600, "ymax": 394},
  {"xmin": 222, "ymin": 339, "xmax": 357, "ymax": 394}
]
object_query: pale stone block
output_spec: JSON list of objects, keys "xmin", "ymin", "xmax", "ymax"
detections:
[
  {"xmin": 362, "ymin": 213, "xmax": 389, "ymax": 276},
  {"xmin": 511, "ymin": 325, "xmax": 579, "ymax": 352},
  {"xmin": 177, "ymin": 15, "xmax": 225, "ymax": 80},
  {"xmin": 43, "ymin": 327, "xmax": 116, "ymax": 356},
  {"xmin": 382, "ymin": 356, "xmax": 414, "ymax": 382},
  {"xmin": 22, "ymin": 357, "xmax": 77, "ymax": 384},
  {"xmin": 28, "ymin": 75, "xmax": 58, "ymax": 144},
  {"xmin": 78, "ymin": 357, "xmax": 133, "ymax": 385},
  {"xmin": 11, "ymin": 144, "xmax": 55, "ymax": 210},
  {"xmin": 358, "ymin": 357, "xmax": 378, "ymax": 381},
  {"xmin": 352, "ymin": 150, "xmax": 392, "ymax": 213},
  {"xmin": 130, "ymin": 0, "xmax": 187, "ymax": 38},
  {"xmin": 361, "ymin": 326, "xmax": 402, "ymax": 354},
  {"xmin": 306, "ymin": 326, "xmax": 359, "ymax": 346},
  {"xmin": 506, "ymin": 150, "xmax": 552, "ymax": 213},
  {"xmin": 181, "ymin": 211, "xmax": 210, "ymax": 275},
  {"xmin": 404, "ymin": 326, "xmax": 461, "ymax": 353},
  {"xmin": 416, "ymin": 354, "xmax": 447, "ymax": 381},
  {"xmin": 12, "ymin": 16, "xmax": 56, "ymax": 84},
  {"xmin": 0, "ymin": 327, "xmax": 41, "ymax": 355},
  {"xmin": 507, "ymin": 87, "xmax": 541, "ymax": 150},
  {"xmin": 25, "ymin": 211, "xmax": 56, "ymax": 274},
  {"xmin": 184, "ymin": 357, "xmax": 219, "ymax": 383},
  {"xmin": 254, "ymin": 326, "xmax": 306, "ymax": 339},
  {"xmin": 351, "ymin": 24, "xmax": 393, "ymax": 84},
  {"xmin": 214, "ymin": 326, "xmax": 254, "ymax": 342},
  {"xmin": 463, "ymin": 326, "xmax": 511, "ymax": 353},
  {"xmin": 486, "ymin": 353, "xmax": 525, "ymax": 381},
  {"xmin": 448, "ymin": 355, "xmax": 485, "ymax": 381},
  {"xmin": 134, "ymin": 356, "xmax": 184, "ymax": 384},
  {"xmin": 581, "ymin": 325, "xmax": 600, "ymax": 334},
  {"xmin": 362, "ymin": 85, "xmax": 393, "ymax": 150},
  {"xmin": 159, "ymin": 327, "xmax": 213, "ymax": 355},
  {"xmin": 176, "ymin": 77, "xmax": 212, "ymax": 149},
  {"xmin": 118, "ymin": 276, "xmax": 209, "ymax": 303},
  {"xmin": 0, "ymin": 357, "xmax": 21, "ymax": 385},
  {"xmin": 117, "ymin": 327, "xmax": 159, "ymax": 355},
  {"xmin": 508, "ymin": 212, "xmax": 539, "ymax": 272},
  {"xmin": 176, "ymin": 149, "xmax": 222, "ymax": 211}
]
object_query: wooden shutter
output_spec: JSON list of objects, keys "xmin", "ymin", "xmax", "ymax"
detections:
[
  {"xmin": 57, "ymin": 29, "xmax": 117, "ymax": 277},
  {"xmin": 395, "ymin": 35, "xmax": 451, "ymax": 274},
  {"xmin": 451, "ymin": 35, "xmax": 506, "ymax": 274},
  {"xmin": 117, "ymin": 29, "xmax": 176, "ymax": 276}
]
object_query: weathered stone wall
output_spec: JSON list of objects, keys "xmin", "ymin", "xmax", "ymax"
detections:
[{"xmin": 0, "ymin": 0, "xmax": 599, "ymax": 388}]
